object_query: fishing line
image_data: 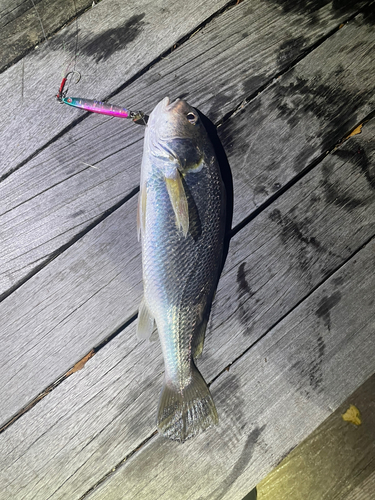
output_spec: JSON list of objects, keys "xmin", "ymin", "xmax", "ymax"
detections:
[
  {"xmin": 30, "ymin": 0, "xmax": 48, "ymax": 44},
  {"xmin": 55, "ymin": 1, "xmax": 148, "ymax": 125}
]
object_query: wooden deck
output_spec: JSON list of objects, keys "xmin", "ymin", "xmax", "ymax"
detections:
[{"xmin": 1, "ymin": 0, "xmax": 374, "ymax": 498}]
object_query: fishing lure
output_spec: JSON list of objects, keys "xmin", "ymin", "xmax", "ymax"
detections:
[{"xmin": 56, "ymin": 72, "xmax": 148, "ymax": 125}]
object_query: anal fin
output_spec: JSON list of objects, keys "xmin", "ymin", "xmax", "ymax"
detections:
[
  {"xmin": 192, "ymin": 318, "xmax": 208, "ymax": 360},
  {"xmin": 137, "ymin": 298, "xmax": 154, "ymax": 340}
]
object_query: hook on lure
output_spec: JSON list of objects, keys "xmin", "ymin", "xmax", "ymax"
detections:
[
  {"xmin": 56, "ymin": 72, "xmax": 148, "ymax": 125},
  {"xmin": 56, "ymin": 71, "xmax": 81, "ymax": 100}
]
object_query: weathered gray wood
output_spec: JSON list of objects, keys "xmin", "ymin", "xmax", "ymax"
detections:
[
  {"xmin": 0, "ymin": 119, "xmax": 374, "ymax": 498},
  {"xmin": 1, "ymin": 104, "xmax": 374, "ymax": 427},
  {"xmin": 0, "ymin": 0, "xmax": 95, "ymax": 72},
  {"xmin": 1, "ymin": 230, "xmax": 373, "ymax": 499},
  {"xmin": 223, "ymin": 9, "xmax": 375, "ymax": 227},
  {"xmin": 82, "ymin": 239, "xmax": 375, "ymax": 500},
  {"xmin": 0, "ymin": 0, "xmax": 229, "ymax": 174},
  {"xmin": 1, "ymin": 0, "xmax": 35, "ymax": 27},
  {"xmin": 344, "ymin": 470, "xmax": 375, "ymax": 500},
  {"xmin": 0, "ymin": 195, "xmax": 142, "ymax": 425},
  {"xmin": 2, "ymin": 5, "xmax": 374, "ymax": 297},
  {"xmin": 256, "ymin": 374, "xmax": 375, "ymax": 500}
]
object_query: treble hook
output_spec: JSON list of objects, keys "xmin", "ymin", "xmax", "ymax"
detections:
[{"xmin": 56, "ymin": 71, "xmax": 81, "ymax": 101}]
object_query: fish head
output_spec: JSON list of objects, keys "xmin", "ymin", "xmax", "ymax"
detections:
[{"xmin": 147, "ymin": 97, "xmax": 206, "ymax": 171}]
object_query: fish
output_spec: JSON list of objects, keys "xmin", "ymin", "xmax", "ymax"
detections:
[{"xmin": 137, "ymin": 97, "xmax": 226, "ymax": 442}]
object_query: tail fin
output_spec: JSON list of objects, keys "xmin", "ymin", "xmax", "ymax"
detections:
[{"xmin": 157, "ymin": 363, "xmax": 218, "ymax": 442}]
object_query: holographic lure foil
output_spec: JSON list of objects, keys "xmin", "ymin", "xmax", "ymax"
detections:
[{"xmin": 61, "ymin": 97, "xmax": 131, "ymax": 118}]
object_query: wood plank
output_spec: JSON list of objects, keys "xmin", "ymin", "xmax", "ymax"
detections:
[
  {"xmin": 79, "ymin": 240, "xmax": 375, "ymax": 500},
  {"xmin": 0, "ymin": 195, "xmax": 142, "ymax": 426},
  {"xmin": 256, "ymin": 374, "xmax": 375, "ymax": 500},
  {"xmin": 2, "ymin": 4, "xmax": 374, "ymax": 297},
  {"xmin": 223, "ymin": 8, "xmax": 375, "ymax": 227},
  {"xmin": 1, "ymin": 94, "xmax": 374, "ymax": 426},
  {"xmin": 0, "ymin": 119, "xmax": 374, "ymax": 498},
  {"xmin": 343, "ymin": 470, "xmax": 375, "ymax": 500},
  {"xmin": 0, "ymin": 0, "xmax": 94, "ymax": 72},
  {"xmin": 0, "ymin": 0, "xmax": 229, "ymax": 175},
  {"xmin": 2, "ymin": 225, "xmax": 373, "ymax": 499}
]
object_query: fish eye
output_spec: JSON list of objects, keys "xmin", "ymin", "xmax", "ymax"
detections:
[{"xmin": 186, "ymin": 112, "xmax": 198, "ymax": 124}]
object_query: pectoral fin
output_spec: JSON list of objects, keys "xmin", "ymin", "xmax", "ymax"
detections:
[
  {"xmin": 137, "ymin": 184, "xmax": 147, "ymax": 241},
  {"xmin": 137, "ymin": 298, "xmax": 154, "ymax": 340},
  {"xmin": 165, "ymin": 169, "xmax": 189, "ymax": 237}
]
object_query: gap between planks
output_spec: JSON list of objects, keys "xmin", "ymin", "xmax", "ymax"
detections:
[
  {"xmin": 0, "ymin": 0, "xmax": 238, "ymax": 183},
  {"xmin": 2, "ymin": 0, "xmax": 367, "ymax": 183},
  {"xmin": 76, "ymin": 232, "xmax": 375, "ymax": 500},
  {"xmin": 0, "ymin": 5, "xmax": 372, "ymax": 305},
  {"xmin": 1, "ymin": 106, "xmax": 374, "ymax": 432},
  {"xmin": 2, "ymin": 228, "xmax": 374, "ymax": 494},
  {"xmin": 0, "ymin": 311, "xmax": 137, "ymax": 434}
]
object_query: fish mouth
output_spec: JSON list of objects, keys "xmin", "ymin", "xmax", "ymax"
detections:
[{"xmin": 164, "ymin": 97, "xmax": 182, "ymax": 111}]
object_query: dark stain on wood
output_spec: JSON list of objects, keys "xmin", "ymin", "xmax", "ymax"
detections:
[
  {"xmin": 265, "ymin": 0, "xmax": 329, "ymax": 25},
  {"xmin": 242, "ymin": 75, "xmax": 267, "ymax": 96},
  {"xmin": 322, "ymin": 162, "xmax": 364, "ymax": 211},
  {"xmin": 213, "ymin": 374, "xmax": 246, "ymax": 431},
  {"xmin": 71, "ymin": 209, "xmax": 86, "ymax": 218},
  {"xmin": 204, "ymin": 425, "xmax": 266, "ymax": 500},
  {"xmin": 293, "ymin": 331, "xmax": 326, "ymax": 392},
  {"xmin": 277, "ymin": 36, "xmax": 307, "ymax": 70},
  {"xmin": 270, "ymin": 72, "xmax": 373, "ymax": 158},
  {"xmin": 359, "ymin": 3, "xmax": 375, "ymax": 26},
  {"xmin": 290, "ymin": 289, "xmax": 343, "ymax": 393},
  {"xmin": 254, "ymin": 184, "xmax": 269, "ymax": 196},
  {"xmin": 269, "ymin": 208, "xmax": 322, "ymax": 272},
  {"xmin": 267, "ymin": 0, "xmax": 365, "ymax": 19},
  {"xmin": 332, "ymin": 275, "xmax": 344, "ymax": 287},
  {"xmin": 335, "ymin": 142, "xmax": 375, "ymax": 191},
  {"xmin": 219, "ymin": 97, "xmax": 264, "ymax": 157},
  {"xmin": 82, "ymin": 14, "xmax": 146, "ymax": 62},
  {"xmin": 291, "ymin": 337, "xmax": 326, "ymax": 393},
  {"xmin": 237, "ymin": 262, "xmax": 252, "ymax": 295},
  {"xmin": 316, "ymin": 290, "xmax": 342, "ymax": 330},
  {"xmin": 208, "ymin": 91, "xmax": 233, "ymax": 122},
  {"xmin": 294, "ymin": 144, "xmax": 316, "ymax": 173},
  {"xmin": 236, "ymin": 262, "xmax": 255, "ymax": 333},
  {"xmin": 310, "ymin": 333, "xmax": 326, "ymax": 389}
]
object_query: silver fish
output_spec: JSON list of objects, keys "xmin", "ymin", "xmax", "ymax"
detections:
[{"xmin": 137, "ymin": 97, "xmax": 226, "ymax": 441}]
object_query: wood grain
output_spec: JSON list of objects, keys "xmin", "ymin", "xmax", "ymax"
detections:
[
  {"xmin": 256, "ymin": 374, "xmax": 375, "ymax": 500},
  {"xmin": 2, "ymin": 230, "xmax": 372, "ymax": 499},
  {"xmin": 0, "ymin": 120, "xmax": 374, "ymax": 498},
  {"xmin": 84, "ymin": 240, "xmax": 375, "ymax": 500},
  {"xmin": 1, "ymin": 2, "xmax": 374, "ymax": 498},
  {"xmin": 0, "ymin": 0, "xmax": 94, "ymax": 72},
  {"xmin": 222, "ymin": 9, "xmax": 375, "ymax": 227},
  {"xmin": 2, "ymin": 4, "xmax": 374, "ymax": 297},
  {"xmin": 1, "ymin": 94, "xmax": 374, "ymax": 426},
  {"xmin": 344, "ymin": 470, "xmax": 375, "ymax": 500},
  {"xmin": 0, "ymin": 0, "xmax": 229, "ymax": 175}
]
